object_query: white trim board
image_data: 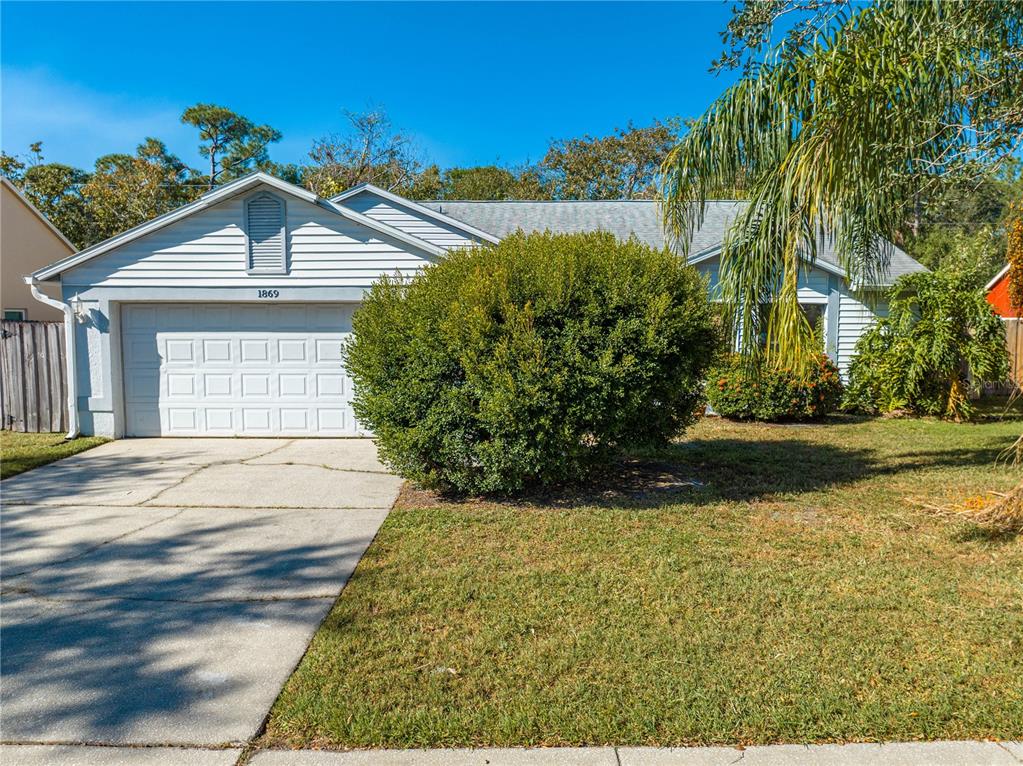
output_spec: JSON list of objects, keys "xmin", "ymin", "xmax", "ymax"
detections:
[
  {"xmin": 332, "ymin": 182, "xmax": 502, "ymax": 245},
  {"xmin": 686, "ymin": 245, "xmax": 850, "ymax": 281},
  {"xmin": 987, "ymin": 263, "xmax": 1010, "ymax": 291}
]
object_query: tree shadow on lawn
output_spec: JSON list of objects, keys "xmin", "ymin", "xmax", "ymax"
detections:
[{"xmin": 400, "ymin": 418, "xmax": 1013, "ymax": 512}]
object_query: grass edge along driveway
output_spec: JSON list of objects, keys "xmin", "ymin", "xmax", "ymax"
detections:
[
  {"xmin": 263, "ymin": 415, "xmax": 1023, "ymax": 749},
  {"xmin": 1, "ymin": 432, "xmax": 109, "ymax": 479}
]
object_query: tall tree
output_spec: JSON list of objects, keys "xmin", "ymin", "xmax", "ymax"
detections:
[
  {"xmin": 902, "ymin": 163, "xmax": 1023, "ymax": 281},
  {"xmin": 81, "ymin": 138, "xmax": 198, "ymax": 242},
  {"xmin": 305, "ymin": 108, "xmax": 430, "ymax": 197},
  {"xmin": 181, "ymin": 103, "xmax": 282, "ymax": 190},
  {"xmin": 439, "ymin": 164, "xmax": 548, "ymax": 200},
  {"xmin": 662, "ymin": 1, "xmax": 1023, "ymax": 371},
  {"xmin": 543, "ymin": 118, "xmax": 680, "ymax": 200},
  {"xmin": 1, "ymin": 143, "xmax": 95, "ymax": 248}
]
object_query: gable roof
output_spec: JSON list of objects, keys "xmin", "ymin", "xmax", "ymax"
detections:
[
  {"xmin": 420, "ymin": 199, "xmax": 926, "ymax": 287},
  {"xmin": 31, "ymin": 172, "xmax": 446, "ymax": 282},
  {"xmin": 986, "ymin": 263, "xmax": 1010, "ymax": 292},
  {"xmin": 332, "ymin": 183, "xmax": 501, "ymax": 244},
  {"xmin": 2, "ymin": 177, "xmax": 77, "ymax": 253}
]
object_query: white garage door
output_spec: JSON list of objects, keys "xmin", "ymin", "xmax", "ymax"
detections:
[{"xmin": 121, "ymin": 303, "xmax": 361, "ymax": 437}]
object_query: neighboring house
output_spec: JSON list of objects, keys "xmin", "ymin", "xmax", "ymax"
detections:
[
  {"xmin": 985, "ymin": 263, "xmax": 1020, "ymax": 318},
  {"xmin": 985, "ymin": 264, "xmax": 1022, "ymax": 386},
  {"xmin": 28, "ymin": 172, "xmax": 924, "ymax": 438},
  {"xmin": 2, "ymin": 177, "xmax": 76, "ymax": 321}
]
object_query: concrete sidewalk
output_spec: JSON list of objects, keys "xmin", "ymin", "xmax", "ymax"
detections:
[
  {"xmin": 2, "ymin": 741, "xmax": 1020, "ymax": 765},
  {"xmin": 249, "ymin": 741, "xmax": 1023, "ymax": 765}
]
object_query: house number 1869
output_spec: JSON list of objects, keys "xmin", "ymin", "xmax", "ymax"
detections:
[{"xmin": 257, "ymin": 289, "xmax": 280, "ymax": 298}]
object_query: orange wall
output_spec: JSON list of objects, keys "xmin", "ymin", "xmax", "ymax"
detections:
[{"xmin": 987, "ymin": 271, "xmax": 1021, "ymax": 318}]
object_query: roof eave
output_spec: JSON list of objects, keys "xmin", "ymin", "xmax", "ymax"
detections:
[
  {"xmin": 333, "ymin": 183, "xmax": 502, "ymax": 245},
  {"xmin": 986, "ymin": 263, "xmax": 1010, "ymax": 292}
]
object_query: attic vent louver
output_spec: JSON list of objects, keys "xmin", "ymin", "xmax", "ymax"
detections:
[{"xmin": 245, "ymin": 194, "xmax": 286, "ymax": 273}]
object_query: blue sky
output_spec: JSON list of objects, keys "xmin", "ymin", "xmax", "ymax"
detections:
[{"xmin": 1, "ymin": 1, "xmax": 740, "ymax": 172}]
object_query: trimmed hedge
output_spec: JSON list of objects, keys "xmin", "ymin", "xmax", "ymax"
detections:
[
  {"xmin": 707, "ymin": 354, "xmax": 844, "ymax": 422},
  {"xmin": 344, "ymin": 231, "xmax": 721, "ymax": 494}
]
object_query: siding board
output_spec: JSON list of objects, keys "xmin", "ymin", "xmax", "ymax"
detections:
[
  {"xmin": 62, "ymin": 192, "xmax": 436, "ymax": 288},
  {"xmin": 343, "ymin": 193, "xmax": 480, "ymax": 249},
  {"xmin": 696, "ymin": 255, "xmax": 885, "ymax": 376}
]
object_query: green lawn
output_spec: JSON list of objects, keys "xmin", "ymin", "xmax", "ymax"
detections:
[
  {"xmin": 264, "ymin": 415, "xmax": 1023, "ymax": 749},
  {"xmin": 1, "ymin": 431, "xmax": 108, "ymax": 479}
]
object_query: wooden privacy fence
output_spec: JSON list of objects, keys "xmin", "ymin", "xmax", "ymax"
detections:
[
  {"xmin": 1006, "ymin": 319, "xmax": 1023, "ymax": 388},
  {"xmin": 981, "ymin": 318, "xmax": 1023, "ymax": 397},
  {"xmin": 0, "ymin": 320, "xmax": 68, "ymax": 433}
]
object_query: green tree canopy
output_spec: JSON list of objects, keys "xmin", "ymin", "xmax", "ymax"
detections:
[
  {"xmin": 545, "ymin": 118, "xmax": 680, "ymax": 200},
  {"xmin": 438, "ymin": 164, "xmax": 548, "ymax": 200},
  {"xmin": 662, "ymin": 1, "xmax": 1023, "ymax": 372},
  {"xmin": 181, "ymin": 103, "xmax": 282, "ymax": 189},
  {"xmin": 1, "ymin": 144, "xmax": 95, "ymax": 248},
  {"xmin": 81, "ymin": 138, "xmax": 198, "ymax": 242}
]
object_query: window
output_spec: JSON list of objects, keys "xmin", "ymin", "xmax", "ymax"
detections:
[
  {"xmin": 245, "ymin": 193, "xmax": 287, "ymax": 274},
  {"xmin": 800, "ymin": 303, "xmax": 826, "ymax": 345},
  {"xmin": 3, "ymin": 309, "xmax": 26, "ymax": 321},
  {"xmin": 751, "ymin": 302, "xmax": 827, "ymax": 350}
]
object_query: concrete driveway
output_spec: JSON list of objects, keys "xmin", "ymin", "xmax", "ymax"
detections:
[{"xmin": 0, "ymin": 438, "xmax": 401, "ymax": 753}]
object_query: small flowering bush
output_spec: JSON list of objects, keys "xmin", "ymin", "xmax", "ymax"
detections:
[{"xmin": 706, "ymin": 354, "xmax": 844, "ymax": 422}]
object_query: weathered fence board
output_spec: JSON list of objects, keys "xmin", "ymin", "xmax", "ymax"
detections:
[{"xmin": 0, "ymin": 320, "xmax": 67, "ymax": 433}]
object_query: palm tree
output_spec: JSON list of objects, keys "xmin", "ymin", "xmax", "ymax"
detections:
[{"xmin": 661, "ymin": 1, "xmax": 1023, "ymax": 372}]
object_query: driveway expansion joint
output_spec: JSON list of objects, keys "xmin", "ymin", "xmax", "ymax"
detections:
[
  {"xmin": 3, "ymin": 506, "xmax": 190, "ymax": 579},
  {"xmin": 1, "ymin": 585, "xmax": 339, "ymax": 606},
  {"xmin": 997, "ymin": 742, "xmax": 1023, "ymax": 763}
]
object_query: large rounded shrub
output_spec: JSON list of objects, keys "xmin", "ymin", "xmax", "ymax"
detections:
[
  {"xmin": 706, "ymin": 354, "xmax": 844, "ymax": 421},
  {"xmin": 344, "ymin": 231, "xmax": 721, "ymax": 494}
]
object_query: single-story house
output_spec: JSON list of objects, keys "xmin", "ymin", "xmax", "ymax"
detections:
[
  {"xmin": 2, "ymin": 177, "xmax": 76, "ymax": 321},
  {"xmin": 27, "ymin": 172, "xmax": 924, "ymax": 438}
]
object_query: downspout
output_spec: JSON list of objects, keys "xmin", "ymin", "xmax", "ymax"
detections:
[{"xmin": 26, "ymin": 277, "xmax": 79, "ymax": 439}]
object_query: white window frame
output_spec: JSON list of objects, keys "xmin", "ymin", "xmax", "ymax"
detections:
[
  {"xmin": 244, "ymin": 192, "xmax": 288, "ymax": 275},
  {"xmin": 3, "ymin": 308, "xmax": 27, "ymax": 321}
]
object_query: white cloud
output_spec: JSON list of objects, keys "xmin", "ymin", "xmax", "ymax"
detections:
[{"xmin": 0, "ymin": 68, "xmax": 198, "ymax": 169}]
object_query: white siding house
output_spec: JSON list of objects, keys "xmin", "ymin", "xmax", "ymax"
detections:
[{"xmin": 29, "ymin": 173, "xmax": 923, "ymax": 438}]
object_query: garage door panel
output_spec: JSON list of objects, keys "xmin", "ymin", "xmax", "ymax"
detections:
[
  {"xmin": 164, "ymin": 339, "xmax": 195, "ymax": 363},
  {"xmin": 202, "ymin": 339, "xmax": 232, "ymax": 363},
  {"xmin": 279, "ymin": 374, "xmax": 308, "ymax": 397},
  {"xmin": 122, "ymin": 303, "xmax": 359, "ymax": 437},
  {"xmin": 205, "ymin": 409, "xmax": 234, "ymax": 432},
  {"xmin": 316, "ymin": 373, "xmax": 345, "ymax": 397},
  {"xmin": 166, "ymin": 373, "xmax": 196, "ymax": 397},
  {"xmin": 317, "ymin": 409, "xmax": 348, "ymax": 433},
  {"xmin": 203, "ymin": 374, "xmax": 232, "ymax": 397},
  {"xmin": 240, "ymin": 339, "xmax": 270, "ymax": 363}
]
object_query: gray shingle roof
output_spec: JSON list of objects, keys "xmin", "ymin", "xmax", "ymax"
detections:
[{"xmin": 420, "ymin": 200, "xmax": 925, "ymax": 286}]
